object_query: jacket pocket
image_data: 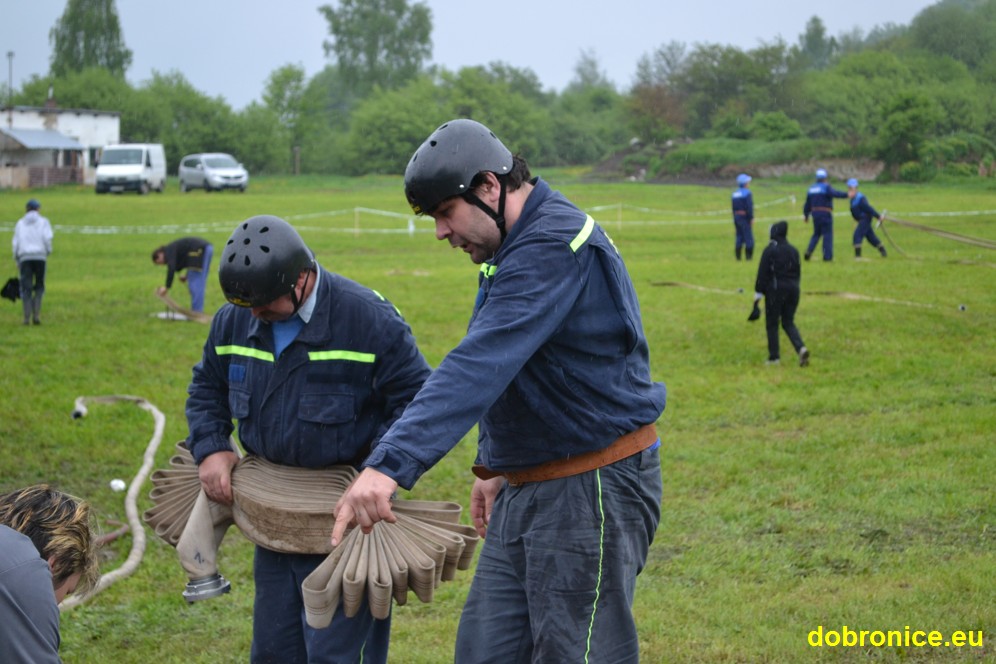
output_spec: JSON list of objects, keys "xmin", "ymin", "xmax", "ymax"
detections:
[
  {"xmin": 229, "ymin": 388, "xmax": 251, "ymax": 419},
  {"xmin": 297, "ymin": 392, "xmax": 356, "ymax": 464}
]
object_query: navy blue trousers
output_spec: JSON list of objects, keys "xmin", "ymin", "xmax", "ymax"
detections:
[
  {"xmin": 455, "ymin": 444, "xmax": 662, "ymax": 663},
  {"xmin": 251, "ymin": 546, "xmax": 391, "ymax": 664},
  {"xmin": 734, "ymin": 218, "xmax": 754, "ymax": 251},
  {"xmin": 806, "ymin": 217, "xmax": 834, "ymax": 260},
  {"xmin": 852, "ymin": 219, "xmax": 882, "ymax": 248}
]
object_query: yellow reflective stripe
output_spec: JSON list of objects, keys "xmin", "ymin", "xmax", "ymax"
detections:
[
  {"xmin": 215, "ymin": 345, "xmax": 274, "ymax": 362},
  {"xmin": 571, "ymin": 215, "xmax": 595, "ymax": 253},
  {"xmin": 480, "ymin": 216, "xmax": 592, "ymax": 279},
  {"xmin": 372, "ymin": 289, "xmax": 402, "ymax": 316},
  {"xmin": 308, "ymin": 350, "xmax": 376, "ymax": 363}
]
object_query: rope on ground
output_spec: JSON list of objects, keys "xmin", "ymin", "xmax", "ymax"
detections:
[
  {"xmin": 652, "ymin": 281, "xmax": 936, "ymax": 309},
  {"xmin": 805, "ymin": 291, "xmax": 934, "ymax": 309},
  {"xmin": 61, "ymin": 395, "xmax": 166, "ymax": 611},
  {"xmin": 880, "ymin": 212, "xmax": 996, "ymax": 251}
]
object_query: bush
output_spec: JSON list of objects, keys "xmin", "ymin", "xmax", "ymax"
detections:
[
  {"xmin": 898, "ymin": 160, "xmax": 937, "ymax": 182},
  {"xmin": 749, "ymin": 111, "xmax": 804, "ymax": 141},
  {"xmin": 940, "ymin": 162, "xmax": 976, "ymax": 177},
  {"xmin": 659, "ymin": 138, "xmax": 824, "ymax": 175}
]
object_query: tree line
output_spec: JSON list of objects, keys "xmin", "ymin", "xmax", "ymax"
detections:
[{"xmin": 8, "ymin": 0, "xmax": 996, "ymax": 182}]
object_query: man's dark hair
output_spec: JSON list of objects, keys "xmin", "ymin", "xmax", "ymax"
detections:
[{"xmin": 468, "ymin": 155, "xmax": 531, "ymax": 195}]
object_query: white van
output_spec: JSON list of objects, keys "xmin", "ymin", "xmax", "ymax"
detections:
[{"xmin": 95, "ymin": 143, "xmax": 167, "ymax": 194}]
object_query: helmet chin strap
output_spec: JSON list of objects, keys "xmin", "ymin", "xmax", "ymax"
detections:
[
  {"xmin": 464, "ymin": 177, "xmax": 509, "ymax": 241},
  {"xmin": 289, "ymin": 268, "xmax": 313, "ymax": 315}
]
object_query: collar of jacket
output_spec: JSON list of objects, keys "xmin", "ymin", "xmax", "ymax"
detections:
[{"xmin": 246, "ymin": 267, "xmax": 335, "ymax": 349}]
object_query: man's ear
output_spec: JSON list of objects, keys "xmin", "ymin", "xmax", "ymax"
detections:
[{"xmin": 477, "ymin": 172, "xmax": 502, "ymax": 205}]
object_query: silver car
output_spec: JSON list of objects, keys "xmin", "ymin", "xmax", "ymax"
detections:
[{"xmin": 178, "ymin": 153, "xmax": 249, "ymax": 192}]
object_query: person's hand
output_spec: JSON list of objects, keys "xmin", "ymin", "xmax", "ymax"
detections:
[
  {"xmin": 197, "ymin": 451, "xmax": 239, "ymax": 505},
  {"xmin": 803, "ymin": 216, "xmax": 809, "ymax": 224},
  {"xmin": 156, "ymin": 286, "xmax": 168, "ymax": 296},
  {"xmin": 470, "ymin": 476, "xmax": 505, "ymax": 539},
  {"xmin": 179, "ymin": 274, "xmax": 187, "ymax": 283},
  {"xmin": 747, "ymin": 301, "xmax": 762, "ymax": 322},
  {"xmin": 330, "ymin": 468, "xmax": 398, "ymax": 547}
]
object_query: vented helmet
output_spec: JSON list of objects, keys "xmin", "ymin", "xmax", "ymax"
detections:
[
  {"xmin": 404, "ymin": 119, "xmax": 513, "ymax": 216},
  {"xmin": 219, "ymin": 215, "xmax": 314, "ymax": 307}
]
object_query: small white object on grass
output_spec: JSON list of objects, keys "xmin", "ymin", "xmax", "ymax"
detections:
[{"xmin": 110, "ymin": 478, "xmax": 127, "ymax": 492}]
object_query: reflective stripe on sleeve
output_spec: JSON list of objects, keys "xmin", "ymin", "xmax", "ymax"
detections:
[{"xmin": 570, "ymin": 215, "xmax": 595, "ymax": 253}]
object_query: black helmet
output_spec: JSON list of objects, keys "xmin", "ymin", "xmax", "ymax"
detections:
[
  {"xmin": 404, "ymin": 119, "xmax": 513, "ymax": 216},
  {"xmin": 219, "ymin": 215, "xmax": 314, "ymax": 307}
]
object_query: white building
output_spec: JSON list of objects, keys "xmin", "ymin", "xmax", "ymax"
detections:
[{"xmin": 1, "ymin": 99, "xmax": 120, "ymax": 189}]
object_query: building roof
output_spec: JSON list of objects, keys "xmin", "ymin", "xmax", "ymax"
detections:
[{"xmin": 0, "ymin": 127, "xmax": 85, "ymax": 150}]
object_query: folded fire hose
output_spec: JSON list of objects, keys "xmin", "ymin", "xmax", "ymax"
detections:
[{"xmin": 143, "ymin": 441, "xmax": 479, "ymax": 627}]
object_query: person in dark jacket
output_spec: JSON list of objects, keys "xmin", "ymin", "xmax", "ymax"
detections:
[
  {"xmin": 802, "ymin": 168, "xmax": 847, "ymax": 261},
  {"xmin": 732, "ymin": 173, "xmax": 755, "ymax": 260},
  {"xmin": 152, "ymin": 237, "xmax": 213, "ymax": 313},
  {"xmin": 332, "ymin": 119, "xmax": 666, "ymax": 663},
  {"xmin": 185, "ymin": 216, "xmax": 431, "ymax": 663},
  {"xmin": 753, "ymin": 220, "xmax": 809, "ymax": 366},
  {"xmin": 847, "ymin": 179, "xmax": 887, "ymax": 258}
]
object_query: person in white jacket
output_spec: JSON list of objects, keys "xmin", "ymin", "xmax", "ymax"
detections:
[{"xmin": 12, "ymin": 199, "xmax": 53, "ymax": 325}]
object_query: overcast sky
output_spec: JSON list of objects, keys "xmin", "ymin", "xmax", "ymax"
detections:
[{"xmin": 3, "ymin": 0, "xmax": 939, "ymax": 110}]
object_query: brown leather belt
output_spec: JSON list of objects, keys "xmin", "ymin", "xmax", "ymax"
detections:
[
  {"xmin": 813, "ymin": 207, "xmax": 832, "ymax": 212},
  {"xmin": 472, "ymin": 423, "xmax": 659, "ymax": 486}
]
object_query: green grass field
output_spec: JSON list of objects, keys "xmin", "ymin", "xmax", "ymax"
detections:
[{"xmin": 1, "ymin": 173, "xmax": 994, "ymax": 663}]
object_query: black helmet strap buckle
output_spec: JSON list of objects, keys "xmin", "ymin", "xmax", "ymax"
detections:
[
  {"xmin": 464, "ymin": 175, "xmax": 509, "ymax": 241},
  {"xmin": 288, "ymin": 267, "xmax": 313, "ymax": 315}
]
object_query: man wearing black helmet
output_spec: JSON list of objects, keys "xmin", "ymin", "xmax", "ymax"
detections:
[
  {"xmin": 185, "ymin": 216, "xmax": 431, "ymax": 663},
  {"xmin": 333, "ymin": 119, "xmax": 666, "ymax": 663}
]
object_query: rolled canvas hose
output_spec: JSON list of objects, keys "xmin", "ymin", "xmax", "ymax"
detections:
[{"xmin": 143, "ymin": 441, "xmax": 478, "ymax": 625}]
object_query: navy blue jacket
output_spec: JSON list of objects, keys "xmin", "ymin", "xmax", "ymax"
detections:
[
  {"xmin": 849, "ymin": 192, "xmax": 880, "ymax": 224},
  {"xmin": 803, "ymin": 182, "xmax": 847, "ymax": 222},
  {"xmin": 732, "ymin": 186, "xmax": 753, "ymax": 223},
  {"xmin": 363, "ymin": 178, "xmax": 667, "ymax": 489},
  {"xmin": 185, "ymin": 266, "xmax": 431, "ymax": 468}
]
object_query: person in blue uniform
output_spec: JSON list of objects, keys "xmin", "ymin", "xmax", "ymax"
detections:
[
  {"xmin": 331, "ymin": 119, "xmax": 667, "ymax": 663},
  {"xmin": 847, "ymin": 179, "xmax": 888, "ymax": 258},
  {"xmin": 732, "ymin": 173, "xmax": 755, "ymax": 260},
  {"xmin": 185, "ymin": 216, "xmax": 431, "ymax": 664},
  {"xmin": 752, "ymin": 221, "xmax": 809, "ymax": 366},
  {"xmin": 802, "ymin": 168, "xmax": 847, "ymax": 261}
]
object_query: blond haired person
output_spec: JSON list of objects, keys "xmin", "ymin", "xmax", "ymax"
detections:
[{"xmin": 0, "ymin": 485, "xmax": 100, "ymax": 663}]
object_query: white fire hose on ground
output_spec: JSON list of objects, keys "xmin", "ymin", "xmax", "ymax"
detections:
[{"xmin": 61, "ymin": 395, "xmax": 166, "ymax": 611}]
